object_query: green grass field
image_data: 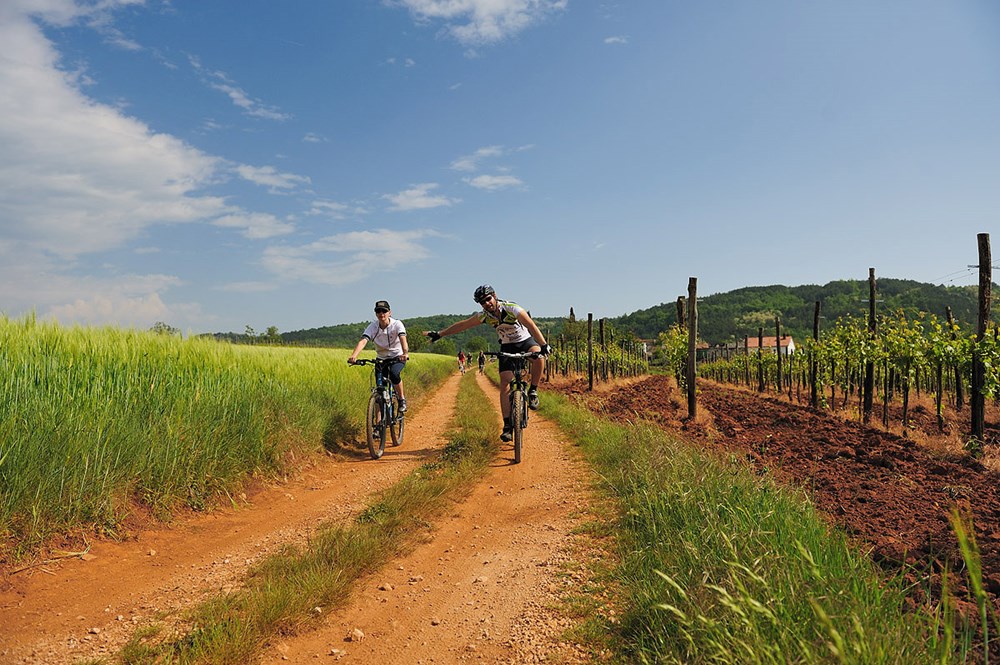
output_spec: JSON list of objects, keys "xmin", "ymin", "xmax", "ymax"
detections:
[{"xmin": 0, "ymin": 315, "xmax": 453, "ymax": 558}]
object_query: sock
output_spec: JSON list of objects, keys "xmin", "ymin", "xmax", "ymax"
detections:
[{"xmin": 530, "ymin": 384, "xmax": 538, "ymax": 392}]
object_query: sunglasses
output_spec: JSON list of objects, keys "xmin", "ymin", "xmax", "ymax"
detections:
[
  {"xmin": 476, "ymin": 295, "xmax": 495, "ymax": 304},
  {"xmin": 374, "ymin": 308, "xmax": 389, "ymax": 314}
]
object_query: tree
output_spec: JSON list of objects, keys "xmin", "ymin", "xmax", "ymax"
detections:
[
  {"xmin": 408, "ymin": 330, "xmax": 429, "ymax": 353},
  {"xmin": 264, "ymin": 326, "xmax": 282, "ymax": 344},
  {"xmin": 465, "ymin": 335, "xmax": 489, "ymax": 353},
  {"xmin": 150, "ymin": 321, "xmax": 180, "ymax": 336},
  {"xmin": 431, "ymin": 338, "xmax": 456, "ymax": 356}
]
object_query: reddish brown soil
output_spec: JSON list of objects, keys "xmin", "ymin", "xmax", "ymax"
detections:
[{"xmin": 553, "ymin": 374, "xmax": 1000, "ymax": 619}]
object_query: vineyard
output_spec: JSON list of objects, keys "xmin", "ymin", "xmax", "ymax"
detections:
[{"xmin": 658, "ymin": 307, "xmax": 999, "ymax": 447}]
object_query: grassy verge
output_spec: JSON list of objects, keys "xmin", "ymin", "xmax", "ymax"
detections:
[
  {"xmin": 541, "ymin": 390, "xmax": 974, "ymax": 664},
  {"xmin": 0, "ymin": 314, "xmax": 453, "ymax": 558},
  {"xmin": 118, "ymin": 370, "xmax": 498, "ymax": 664}
]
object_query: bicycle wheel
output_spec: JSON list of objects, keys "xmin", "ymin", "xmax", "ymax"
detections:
[
  {"xmin": 511, "ymin": 390, "xmax": 524, "ymax": 464},
  {"xmin": 390, "ymin": 398, "xmax": 405, "ymax": 447},
  {"xmin": 366, "ymin": 392, "xmax": 387, "ymax": 459}
]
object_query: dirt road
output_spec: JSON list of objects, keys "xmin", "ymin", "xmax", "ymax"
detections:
[
  {"xmin": 0, "ymin": 372, "xmax": 596, "ymax": 664},
  {"xmin": 262, "ymin": 372, "xmax": 594, "ymax": 664}
]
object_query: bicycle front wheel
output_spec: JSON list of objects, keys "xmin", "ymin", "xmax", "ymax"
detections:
[
  {"xmin": 366, "ymin": 393, "xmax": 387, "ymax": 459},
  {"xmin": 511, "ymin": 390, "xmax": 524, "ymax": 464},
  {"xmin": 390, "ymin": 402, "xmax": 405, "ymax": 447}
]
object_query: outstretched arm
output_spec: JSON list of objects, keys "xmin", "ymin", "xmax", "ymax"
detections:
[{"xmin": 427, "ymin": 314, "xmax": 481, "ymax": 339}]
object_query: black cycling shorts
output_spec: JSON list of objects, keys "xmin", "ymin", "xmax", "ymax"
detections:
[{"xmin": 498, "ymin": 338, "xmax": 539, "ymax": 373}]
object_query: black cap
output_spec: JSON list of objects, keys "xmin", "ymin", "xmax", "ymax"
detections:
[{"xmin": 374, "ymin": 300, "xmax": 390, "ymax": 312}]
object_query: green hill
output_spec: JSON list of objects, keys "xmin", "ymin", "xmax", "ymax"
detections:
[
  {"xmin": 216, "ymin": 279, "xmax": 993, "ymax": 349},
  {"xmin": 611, "ymin": 279, "xmax": 991, "ymax": 345}
]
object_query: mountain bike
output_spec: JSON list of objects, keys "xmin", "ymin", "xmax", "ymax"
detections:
[
  {"xmin": 485, "ymin": 350, "xmax": 542, "ymax": 464},
  {"xmin": 350, "ymin": 358, "xmax": 405, "ymax": 459}
]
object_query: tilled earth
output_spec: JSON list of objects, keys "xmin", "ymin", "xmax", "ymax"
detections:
[{"xmin": 554, "ymin": 375, "xmax": 1000, "ymax": 619}]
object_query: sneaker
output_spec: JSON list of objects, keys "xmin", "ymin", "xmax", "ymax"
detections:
[
  {"xmin": 528, "ymin": 389, "xmax": 540, "ymax": 410},
  {"xmin": 399, "ymin": 398, "xmax": 408, "ymax": 413},
  {"xmin": 500, "ymin": 426, "xmax": 513, "ymax": 442}
]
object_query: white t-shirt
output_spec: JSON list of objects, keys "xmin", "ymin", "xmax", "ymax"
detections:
[
  {"xmin": 362, "ymin": 318, "xmax": 407, "ymax": 359},
  {"xmin": 478, "ymin": 300, "xmax": 531, "ymax": 345}
]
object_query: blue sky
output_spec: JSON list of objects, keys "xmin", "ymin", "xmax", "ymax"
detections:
[{"xmin": 2, "ymin": 1, "xmax": 999, "ymax": 335}]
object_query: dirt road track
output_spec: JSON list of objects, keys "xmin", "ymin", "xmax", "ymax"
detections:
[
  {"xmin": 1, "ymin": 372, "xmax": 597, "ymax": 664},
  {"xmin": 262, "ymin": 372, "xmax": 594, "ymax": 664}
]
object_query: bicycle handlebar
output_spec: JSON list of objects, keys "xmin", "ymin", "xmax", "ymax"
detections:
[
  {"xmin": 484, "ymin": 350, "xmax": 543, "ymax": 360},
  {"xmin": 349, "ymin": 357, "xmax": 401, "ymax": 366}
]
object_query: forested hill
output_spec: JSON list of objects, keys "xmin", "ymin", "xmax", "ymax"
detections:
[
  {"xmin": 612, "ymin": 279, "xmax": 990, "ymax": 344},
  {"xmin": 216, "ymin": 279, "xmax": 991, "ymax": 348},
  {"xmin": 260, "ymin": 314, "xmax": 565, "ymax": 352}
]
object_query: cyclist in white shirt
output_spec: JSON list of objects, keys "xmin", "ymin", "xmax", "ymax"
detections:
[
  {"xmin": 348, "ymin": 300, "xmax": 409, "ymax": 413},
  {"xmin": 425, "ymin": 285, "xmax": 551, "ymax": 442}
]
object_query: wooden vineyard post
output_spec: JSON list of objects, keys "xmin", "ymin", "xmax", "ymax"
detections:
[
  {"xmin": 676, "ymin": 296, "xmax": 685, "ymax": 328},
  {"xmin": 599, "ymin": 318, "xmax": 607, "ymax": 382},
  {"xmin": 863, "ymin": 268, "xmax": 877, "ymax": 423},
  {"xmin": 744, "ymin": 335, "xmax": 750, "ymax": 387},
  {"xmin": 775, "ymin": 316, "xmax": 783, "ymax": 394},
  {"xmin": 947, "ymin": 306, "xmax": 964, "ymax": 410},
  {"xmin": 587, "ymin": 313, "xmax": 594, "ymax": 392},
  {"xmin": 972, "ymin": 233, "xmax": 991, "ymax": 443},
  {"xmin": 757, "ymin": 327, "xmax": 765, "ymax": 392},
  {"xmin": 687, "ymin": 278, "xmax": 698, "ymax": 419},
  {"xmin": 811, "ymin": 301, "xmax": 820, "ymax": 408}
]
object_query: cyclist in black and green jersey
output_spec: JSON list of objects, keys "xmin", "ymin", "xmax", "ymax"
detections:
[{"xmin": 425, "ymin": 284, "xmax": 551, "ymax": 442}]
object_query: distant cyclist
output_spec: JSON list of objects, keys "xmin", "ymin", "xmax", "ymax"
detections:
[
  {"xmin": 425, "ymin": 285, "xmax": 550, "ymax": 442},
  {"xmin": 348, "ymin": 300, "xmax": 409, "ymax": 413},
  {"xmin": 458, "ymin": 350, "xmax": 467, "ymax": 374},
  {"xmin": 478, "ymin": 350, "xmax": 486, "ymax": 374}
]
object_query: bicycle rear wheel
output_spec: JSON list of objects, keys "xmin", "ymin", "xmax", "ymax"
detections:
[
  {"xmin": 511, "ymin": 390, "xmax": 524, "ymax": 464},
  {"xmin": 366, "ymin": 393, "xmax": 387, "ymax": 459}
]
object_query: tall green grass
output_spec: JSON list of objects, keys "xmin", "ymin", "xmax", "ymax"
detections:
[
  {"xmin": 543, "ymin": 392, "xmax": 974, "ymax": 664},
  {"xmin": 0, "ymin": 314, "xmax": 453, "ymax": 557}
]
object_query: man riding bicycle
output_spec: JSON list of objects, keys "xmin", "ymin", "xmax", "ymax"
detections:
[
  {"xmin": 348, "ymin": 300, "xmax": 409, "ymax": 413},
  {"xmin": 425, "ymin": 285, "xmax": 550, "ymax": 442}
]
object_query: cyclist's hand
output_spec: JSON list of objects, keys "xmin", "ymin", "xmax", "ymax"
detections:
[
  {"xmin": 539, "ymin": 343, "xmax": 552, "ymax": 356},
  {"xmin": 347, "ymin": 357, "xmax": 356, "ymax": 365},
  {"xmin": 426, "ymin": 331, "xmax": 441, "ymax": 343}
]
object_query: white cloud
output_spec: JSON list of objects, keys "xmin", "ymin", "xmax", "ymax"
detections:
[
  {"xmin": 261, "ymin": 229, "xmax": 440, "ymax": 286},
  {"xmin": 235, "ymin": 164, "xmax": 311, "ymax": 191},
  {"xmin": 187, "ymin": 55, "xmax": 291, "ymax": 121},
  {"xmin": 0, "ymin": 245, "xmax": 202, "ymax": 329},
  {"xmin": 0, "ymin": 5, "xmax": 230, "ymax": 260},
  {"xmin": 384, "ymin": 183, "xmax": 458, "ymax": 211},
  {"xmin": 213, "ymin": 212, "xmax": 296, "ymax": 239},
  {"xmin": 464, "ymin": 174, "xmax": 524, "ymax": 191},
  {"xmin": 450, "ymin": 145, "xmax": 504, "ymax": 171},
  {"xmin": 604, "ymin": 35, "xmax": 628, "ymax": 44},
  {"xmin": 397, "ymin": 0, "xmax": 568, "ymax": 46},
  {"xmin": 302, "ymin": 132, "xmax": 327, "ymax": 143},
  {"xmin": 306, "ymin": 199, "xmax": 365, "ymax": 219}
]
